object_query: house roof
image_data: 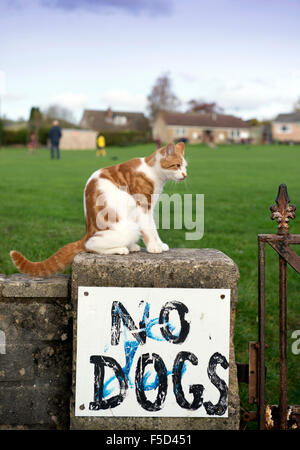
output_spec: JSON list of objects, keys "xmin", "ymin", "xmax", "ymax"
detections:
[
  {"xmin": 160, "ymin": 111, "xmax": 248, "ymax": 128},
  {"xmin": 80, "ymin": 109, "xmax": 150, "ymax": 132},
  {"xmin": 273, "ymin": 111, "xmax": 300, "ymax": 123}
]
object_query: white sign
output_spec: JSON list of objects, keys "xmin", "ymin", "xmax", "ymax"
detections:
[{"xmin": 75, "ymin": 287, "xmax": 230, "ymax": 418}]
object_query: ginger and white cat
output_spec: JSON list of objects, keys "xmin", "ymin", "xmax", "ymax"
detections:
[{"xmin": 10, "ymin": 142, "xmax": 187, "ymax": 277}]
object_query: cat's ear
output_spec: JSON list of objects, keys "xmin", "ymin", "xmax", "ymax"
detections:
[
  {"xmin": 175, "ymin": 141, "xmax": 185, "ymax": 154},
  {"xmin": 160, "ymin": 143, "xmax": 175, "ymax": 158}
]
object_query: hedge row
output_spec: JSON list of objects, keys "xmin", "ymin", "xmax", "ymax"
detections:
[
  {"xmin": 2, "ymin": 128, "xmax": 28, "ymax": 145},
  {"xmin": 0, "ymin": 127, "xmax": 51, "ymax": 146},
  {"xmin": 0, "ymin": 119, "xmax": 3, "ymax": 146},
  {"xmin": 100, "ymin": 130, "xmax": 152, "ymax": 146},
  {"xmin": 1, "ymin": 127, "xmax": 152, "ymax": 147}
]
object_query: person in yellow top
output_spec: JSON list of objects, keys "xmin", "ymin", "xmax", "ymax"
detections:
[{"xmin": 96, "ymin": 134, "xmax": 106, "ymax": 157}]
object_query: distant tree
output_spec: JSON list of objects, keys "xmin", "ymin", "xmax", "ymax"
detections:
[
  {"xmin": 28, "ymin": 107, "xmax": 43, "ymax": 147},
  {"xmin": 43, "ymin": 104, "xmax": 75, "ymax": 124},
  {"xmin": 247, "ymin": 118, "xmax": 261, "ymax": 126},
  {"xmin": 147, "ymin": 73, "xmax": 180, "ymax": 122},
  {"xmin": 187, "ymin": 99, "xmax": 224, "ymax": 114},
  {"xmin": 29, "ymin": 106, "xmax": 42, "ymax": 123}
]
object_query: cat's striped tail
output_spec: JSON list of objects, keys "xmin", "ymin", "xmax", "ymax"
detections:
[{"xmin": 10, "ymin": 239, "xmax": 85, "ymax": 277}]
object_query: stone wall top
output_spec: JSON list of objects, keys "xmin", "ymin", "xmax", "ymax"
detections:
[
  {"xmin": 0, "ymin": 274, "xmax": 70, "ymax": 299},
  {"xmin": 72, "ymin": 248, "xmax": 239, "ymax": 304}
]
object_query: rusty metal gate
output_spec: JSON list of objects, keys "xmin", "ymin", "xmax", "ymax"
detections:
[{"xmin": 239, "ymin": 184, "xmax": 300, "ymax": 430}]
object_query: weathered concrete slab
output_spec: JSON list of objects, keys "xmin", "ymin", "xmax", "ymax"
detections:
[
  {"xmin": 1, "ymin": 274, "xmax": 70, "ymax": 298},
  {"xmin": 0, "ymin": 274, "xmax": 72, "ymax": 430},
  {"xmin": 0, "ymin": 342, "xmax": 71, "ymax": 383},
  {"xmin": 71, "ymin": 249, "xmax": 238, "ymax": 301},
  {"xmin": 71, "ymin": 249, "xmax": 240, "ymax": 430},
  {"xmin": 0, "ymin": 275, "xmax": 6, "ymax": 297},
  {"xmin": 0, "ymin": 384, "xmax": 70, "ymax": 428},
  {"xmin": 0, "ymin": 302, "xmax": 72, "ymax": 342}
]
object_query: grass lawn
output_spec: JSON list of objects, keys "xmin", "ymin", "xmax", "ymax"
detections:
[{"xmin": 1, "ymin": 143, "xmax": 300, "ymax": 425}]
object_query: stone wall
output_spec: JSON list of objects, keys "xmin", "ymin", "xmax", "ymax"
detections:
[
  {"xmin": 0, "ymin": 274, "xmax": 72, "ymax": 429},
  {"xmin": 60, "ymin": 128, "xmax": 97, "ymax": 150},
  {"xmin": 0, "ymin": 248, "xmax": 240, "ymax": 430},
  {"xmin": 70, "ymin": 249, "xmax": 240, "ymax": 430}
]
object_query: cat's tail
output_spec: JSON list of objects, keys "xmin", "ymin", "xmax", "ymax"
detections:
[{"xmin": 10, "ymin": 239, "xmax": 86, "ymax": 277}]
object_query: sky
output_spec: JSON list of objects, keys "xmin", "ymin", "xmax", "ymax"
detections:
[{"xmin": 1, "ymin": 0, "xmax": 300, "ymax": 122}]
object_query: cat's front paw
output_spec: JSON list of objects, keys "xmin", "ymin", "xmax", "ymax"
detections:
[
  {"xmin": 129, "ymin": 244, "xmax": 141, "ymax": 252},
  {"xmin": 147, "ymin": 243, "xmax": 163, "ymax": 254},
  {"xmin": 161, "ymin": 243, "xmax": 169, "ymax": 251}
]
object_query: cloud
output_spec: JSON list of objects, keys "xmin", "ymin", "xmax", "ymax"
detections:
[
  {"xmin": 49, "ymin": 91, "xmax": 88, "ymax": 110},
  {"xmin": 101, "ymin": 89, "xmax": 146, "ymax": 111},
  {"xmin": 3, "ymin": 93, "xmax": 26, "ymax": 102},
  {"xmin": 0, "ymin": 71, "xmax": 6, "ymax": 96},
  {"xmin": 216, "ymin": 78, "xmax": 299, "ymax": 120},
  {"xmin": 40, "ymin": 0, "xmax": 173, "ymax": 16},
  {"xmin": 178, "ymin": 72, "xmax": 198, "ymax": 84},
  {"xmin": 48, "ymin": 92, "xmax": 88, "ymax": 119},
  {"xmin": 179, "ymin": 74, "xmax": 300, "ymax": 120},
  {"xmin": 0, "ymin": 71, "xmax": 26, "ymax": 102}
]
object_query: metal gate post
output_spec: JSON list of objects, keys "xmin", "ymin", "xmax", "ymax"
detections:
[
  {"xmin": 258, "ymin": 238, "xmax": 266, "ymax": 429},
  {"xmin": 279, "ymin": 256, "xmax": 288, "ymax": 429},
  {"xmin": 270, "ymin": 183, "xmax": 295, "ymax": 430},
  {"xmin": 239, "ymin": 184, "xmax": 300, "ymax": 430}
]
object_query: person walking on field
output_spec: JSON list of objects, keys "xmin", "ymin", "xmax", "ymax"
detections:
[
  {"xmin": 28, "ymin": 132, "xmax": 37, "ymax": 154},
  {"xmin": 48, "ymin": 120, "xmax": 62, "ymax": 159},
  {"xmin": 96, "ymin": 133, "xmax": 106, "ymax": 157}
]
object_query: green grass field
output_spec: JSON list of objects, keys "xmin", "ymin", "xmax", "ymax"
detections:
[{"xmin": 1, "ymin": 143, "xmax": 300, "ymax": 425}]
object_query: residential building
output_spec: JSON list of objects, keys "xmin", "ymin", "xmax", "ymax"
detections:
[
  {"xmin": 272, "ymin": 111, "xmax": 300, "ymax": 143},
  {"xmin": 152, "ymin": 111, "xmax": 249, "ymax": 144},
  {"xmin": 80, "ymin": 108, "xmax": 150, "ymax": 133}
]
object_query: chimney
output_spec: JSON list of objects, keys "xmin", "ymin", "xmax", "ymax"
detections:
[{"xmin": 107, "ymin": 107, "xmax": 113, "ymax": 120}]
